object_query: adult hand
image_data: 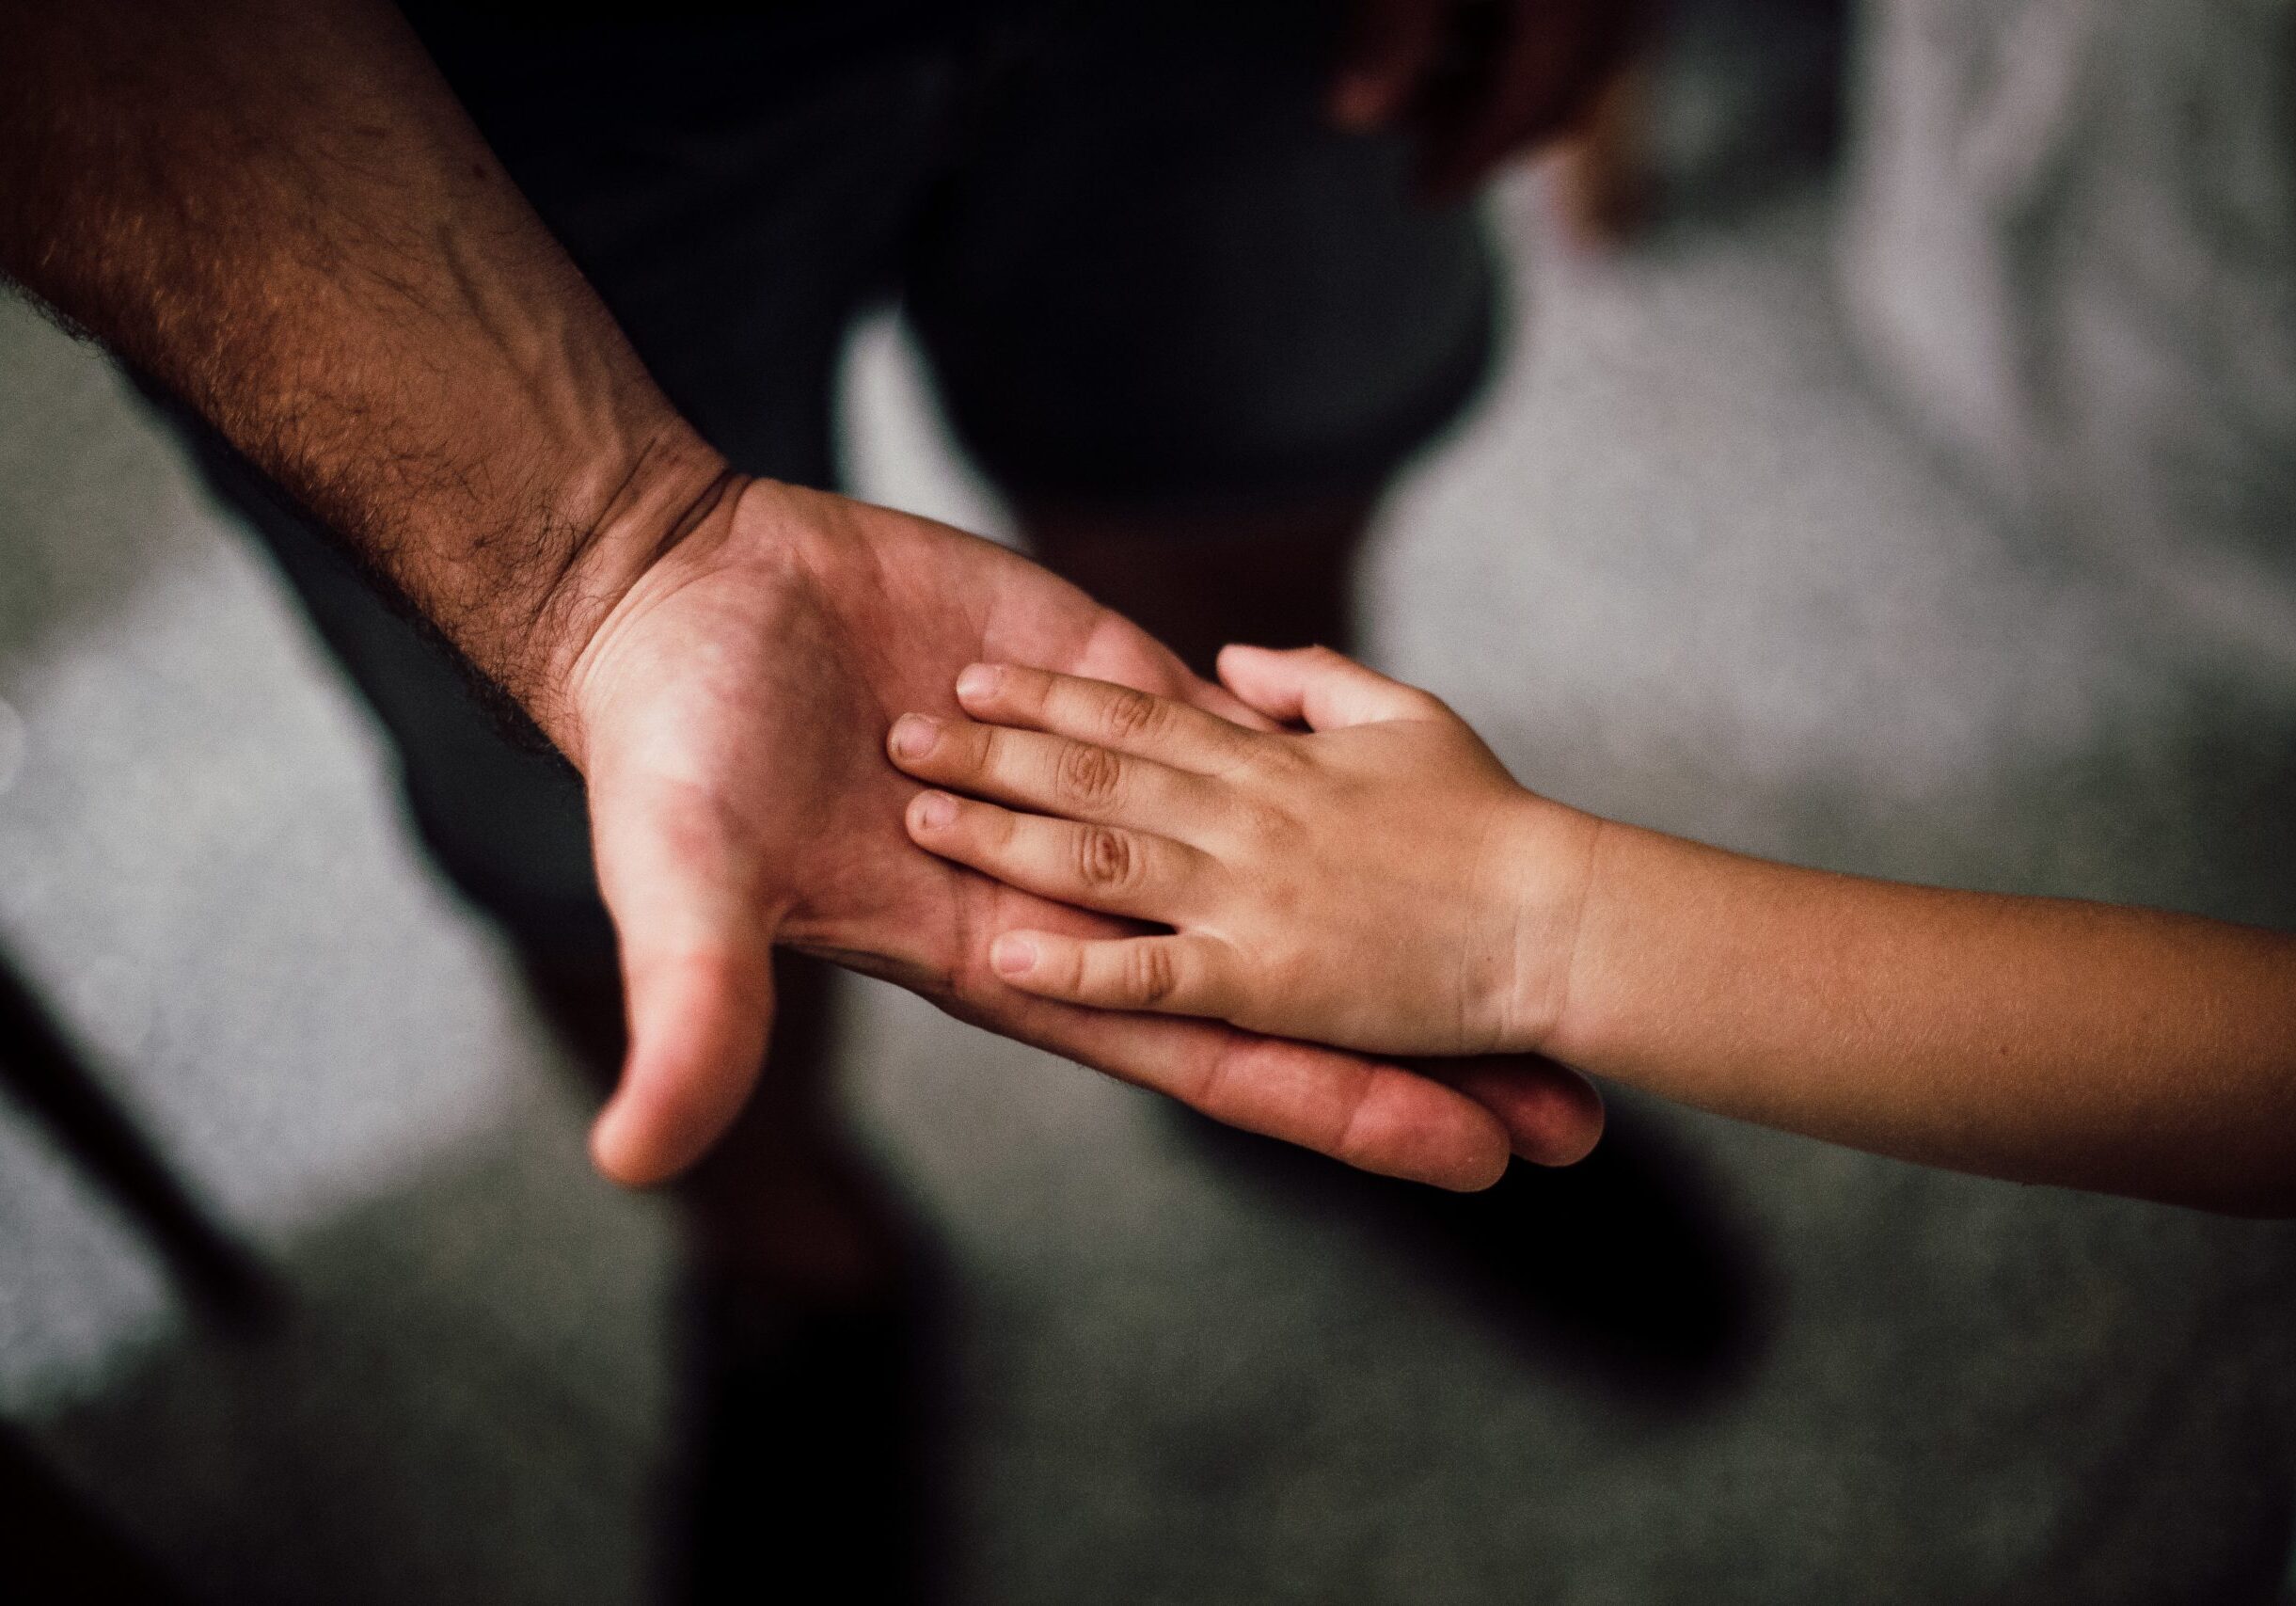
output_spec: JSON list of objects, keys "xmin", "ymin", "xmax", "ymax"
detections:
[
  {"xmin": 560, "ymin": 478, "xmax": 1606, "ymax": 1190},
  {"xmin": 1331, "ymin": 0, "xmax": 1639, "ymax": 198}
]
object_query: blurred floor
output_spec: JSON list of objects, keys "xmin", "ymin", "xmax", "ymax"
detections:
[{"xmin": 6, "ymin": 138, "xmax": 2296, "ymax": 1606}]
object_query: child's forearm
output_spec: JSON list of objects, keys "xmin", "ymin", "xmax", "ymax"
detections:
[
  {"xmin": 879, "ymin": 650, "xmax": 2295, "ymax": 1207},
  {"xmin": 1539, "ymin": 811, "xmax": 2296, "ymax": 1214}
]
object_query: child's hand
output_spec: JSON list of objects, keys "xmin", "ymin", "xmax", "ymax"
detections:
[{"xmin": 885, "ymin": 645, "xmax": 1601, "ymax": 1058}]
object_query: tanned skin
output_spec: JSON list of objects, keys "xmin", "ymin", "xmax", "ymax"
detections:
[{"xmin": 0, "ymin": 0, "xmax": 1607, "ymax": 1192}]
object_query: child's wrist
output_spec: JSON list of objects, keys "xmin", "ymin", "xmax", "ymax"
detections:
[{"xmin": 1475, "ymin": 789, "xmax": 1608, "ymax": 1057}]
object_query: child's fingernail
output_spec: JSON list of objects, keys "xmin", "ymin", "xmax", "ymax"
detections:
[
  {"xmin": 991, "ymin": 933, "xmax": 1037, "ymax": 977},
  {"xmin": 912, "ymin": 790, "xmax": 957, "ymax": 831},
  {"xmin": 956, "ymin": 663, "xmax": 1000, "ymax": 701},
  {"xmin": 889, "ymin": 714, "xmax": 940, "ymax": 759}
]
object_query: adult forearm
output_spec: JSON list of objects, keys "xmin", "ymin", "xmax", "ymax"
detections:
[
  {"xmin": 0, "ymin": 0, "xmax": 724, "ymax": 749},
  {"xmin": 1546, "ymin": 818, "xmax": 2296, "ymax": 1213}
]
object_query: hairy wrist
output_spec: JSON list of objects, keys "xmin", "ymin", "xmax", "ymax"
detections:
[
  {"xmin": 504, "ymin": 430, "xmax": 742, "ymax": 763},
  {"xmin": 488, "ymin": 426, "xmax": 733, "ymax": 746},
  {"xmin": 0, "ymin": 0, "xmax": 740, "ymax": 764}
]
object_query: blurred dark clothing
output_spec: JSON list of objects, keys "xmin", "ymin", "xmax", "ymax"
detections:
[{"xmin": 171, "ymin": 1, "xmax": 1495, "ymax": 978}]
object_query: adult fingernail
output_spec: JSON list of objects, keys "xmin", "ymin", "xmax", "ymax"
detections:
[
  {"xmin": 912, "ymin": 790, "xmax": 957, "ymax": 831},
  {"xmin": 889, "ymin": 714, "xmax": 939, "ymax": 759},
  {"xmin": 956, "ymin": 663, "xmax": 1000, "ymax": 701},
  {"xmin": 991, "ymin": 933, "xmax": 1037, "ymax": 976}
]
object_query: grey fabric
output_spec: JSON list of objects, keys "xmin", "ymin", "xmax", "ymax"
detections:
[
  {"xmin": 1830, "ymin": 10, "xmax": 2296, "ymax": 1595},
  {"xmin": 1841, "ymin": 0, "xmax": 2296, "ymax": 666}
]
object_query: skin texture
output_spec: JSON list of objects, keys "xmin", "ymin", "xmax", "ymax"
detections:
[
  {"xmin": 893, "ymin": 647, "xmax": 2296, "ymax": 1216},
  {"xmin": 885, "ymin": 652, "xmax": 1597, "ymax": 1056},
  {"xmin": 0, "ymin": 0, "xmax": 1607, "ymax": 1193},
  {"xmin": 568, "ymin": 481, "xmax": 1607, "ymax": 1189}
]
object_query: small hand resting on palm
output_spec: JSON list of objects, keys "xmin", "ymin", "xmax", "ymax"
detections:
[
  {"xmin": 887, "ymin": 648, "xmax": 1592, "ymax": 1057},
  {"xmin": 891, "ymin": 647, "xmax": 2296, "ymax": 1216}
]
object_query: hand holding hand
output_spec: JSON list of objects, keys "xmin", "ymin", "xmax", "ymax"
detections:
[
  {"xmin": 886, "ymin": 645, "xmax": 1603, "ymax": 1059},
  {"xmin": 562, "ymin": 489, "xmax": 1603, "ymax": 1192}
]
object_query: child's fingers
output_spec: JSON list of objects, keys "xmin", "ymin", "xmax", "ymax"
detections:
[
  {"xmin": 989, "ymin": 929, "xmax": 1236, "ymax": 1018},
  {"xmin": 954, "ymin": 663, "xmax": 1255, "ymax": 774},
  {"xmin": 906, "ymin": 789, "xmax": 1208, "ymax": 922},
  {"xmin": 888, "ymin": 712, "xmax": 1207, "ymax": 829},
  {"xmin": 1216, "ymin": 644, "xmax": 1445, "ymax": 731}
]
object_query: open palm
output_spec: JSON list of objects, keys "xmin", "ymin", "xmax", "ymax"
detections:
[{"xmin": 566, "ymin": 479, "xmax": 1601, "ymax": 1189}]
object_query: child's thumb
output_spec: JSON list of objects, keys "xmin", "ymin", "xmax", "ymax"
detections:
[{"xmin": 1216, "ymin": 644, "xmax": 1442, "ymax": 730}]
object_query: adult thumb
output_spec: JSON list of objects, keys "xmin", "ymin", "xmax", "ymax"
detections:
[{"xmin": 584, "ymin": 778, "xmax": 783, "ymax": 1187}]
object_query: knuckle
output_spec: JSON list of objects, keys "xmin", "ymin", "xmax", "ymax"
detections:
[
  {"xmin": 1253, "ymin": 940, "xmax": 1303, "ymax": 998},
  {"xmin": 1126, "ymin": 943, "xmax": 1180, "ymax": 1006},
  {"xmin": 1234, "ymin": 797, "xmax": 1296, "ymax": 848},
  {"xmin": 1099, "ymin": 685, "xmax": 1165, "ymax": 743},
  {"xmin": 1002, "ymin": 668, "xmax": 1054, "ymax": 722},
  {"xmin": 981, "ymin": 803, "xmax": 1019, "ymax": 848},
  {"xmin": 969, "ymin": 723, "xmax": 1009, "ymax": 777},
  {"xmin": 1055, "ymin": 740, "xmax": 1125, "ymax": 807},
  {"xmin": 1001, "ymin": 666, "xmax": 1044, "ymax": 708},
  {"xmin": 1327, "ymin": 1078, "xmax": 1381, "ymax": 1169},
  {"xmin": 1073, "ymin": 825, "xmax": 1138, "ymax": 891},
  {"xmin": 1246, "ymin": 734, "xmax": 1308, "ymax": 778}
]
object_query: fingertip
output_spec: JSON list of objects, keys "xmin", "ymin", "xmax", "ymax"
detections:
[
  {"xmin": 1448, "ymin": 1127, "xmax": 1515, "ymax": 1193},
  {"xmin": 588, "ymin": 1059, "xmax": 757, "ymax": 1187},
  {"xmin": 586, "ymin": 1068, "xmax": 718, "ymax": 1191},
  {"xmin": 1512, "ymin": 1071, "xmax": 1607, "ymax": 1168},
  {"xmin": 887, "ymin": 712, "xmax": 941, "ymax": 763},
  {"xmin": 1413, "ymin": 1100, "xmax": 1514, "ymax": 1193},
  {"xmin": 588, "ymin": 1095, "xmax": 657, "ymax": 1188},
  {"xmin": 594, "ymin": 948, "xmax": 774, "ymax": 1190},
  {"xmin": 1214, "ymin": 644, "xmax": 1291, "ymax": 721},
  {"xmin": 955, "ymin": 662, "xmax": 1002, "ymax": 705},
  {"xmin": 1539, "ymin": 1099, "xmax": 1607, "ymax": 1169},
  {"xmin": 990, "ymin": 930, "xmax": 1039, "ymax": 978},
  {"xmin": 1432, "ymin": 1055, "xmax": 1606, "ymax": 1169},
  {"xmin": 1433, "ymin": 1104, "xmax": 1513, "ymax": 1192},
  {"xmin": 589, "ymin": 1078, "xmax": 689, "ymax": 1189},
  {"xmin": 907, "ymin": 788, "xmax": 958, "ymax": 836},
  {"xmin": 1537, "ymin": 1073, "xmax": 1607, "ymax": 1168},
  {"xmin": 1223, "ymin": 642, "xmax": 1338, "ymax": 675},
  {"xmin": 1325, "ymin": 1058, "xmax": 1517, "ymax": 1193}
]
